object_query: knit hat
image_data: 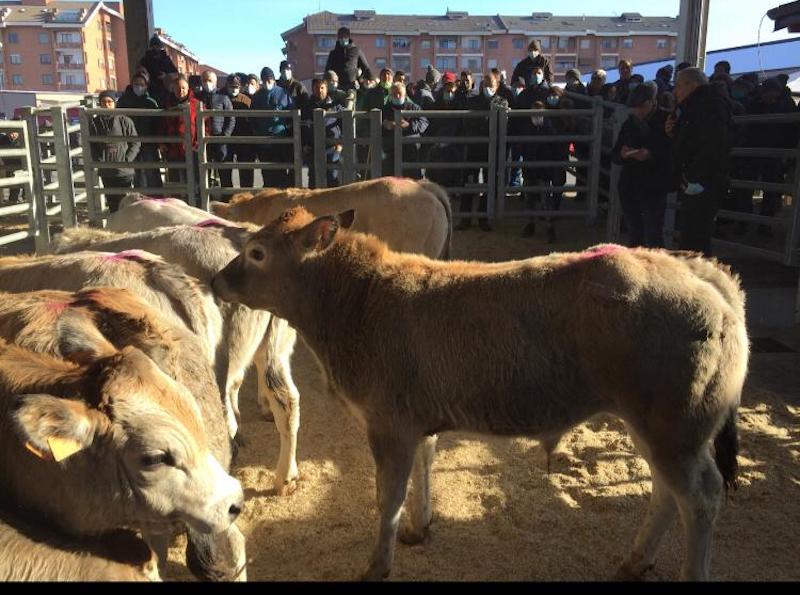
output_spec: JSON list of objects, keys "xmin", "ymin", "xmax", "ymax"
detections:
[
  {"xmin": 627, "ymin": 81, "xmax": 657, "ymax": 107},
  {"xmin": 426, "ymin": 66, "xmax": 442, "ymax": 85},
  {"xmin": 260, "ymin": 67, "xmax": 275, "ymax": 82},
  {"xmin": 565, "ymin": 68, "xmax": 581, "ymax": 81},
  {"xmin": 98, "ymin": 90, "xmax": 116, "ymax": 104}
]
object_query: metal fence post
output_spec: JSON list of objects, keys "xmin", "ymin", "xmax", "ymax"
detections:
[
  {"xmin": 312, "ymin": 108, "xmax": 326, "ymax": 189},
  {"xmin": 341, "ymin": 110, "xmax": 355, "ymax": 185},
  {"xmin": 496, "ymin": 108, "xmax": 509, "ymax": 221},
  {"xmin": 197, "ymin": 103, "xmax": 210, "ymax": 211},
  {"xmin": 394, "ymin": 109, "xmax": 402, "ymax": 178},
  {"xmin": 21, "ymin": 107, "xmax": 47, "ymax": 229},
  {"xmin": 487, "ymin": 106, "xmax": 499, "ymax": 220},
  {"xmin": 369, "ymin": 109, "xmax": 382, "ymax": 180},
  {"xmin": 78, "ymin": 107, "xmax": 102, "ymax": 226},
  {"xmin": 18, "ymin": 114, "xmax": 49, "ymax": 252},
  {"xmin": 292, "ymin": 110, "xmax": 303, "ymax": 188},
  {"xmin": 784, "ymin": 135, "xmax": 800, "ymax": 266},
  {"xmin": 50, "ymin": 105, "xmax": 77, "ymax": 227},
  {"xmin": 606, "ymin": 107, "xmax": 626, "ymax": 242},
  {"xmin": 587, "ymin": 96, "xmax": 604, "ymax": 226},
  {"xmin": 183, "ymin": 102, "xmax": 197, "ymax": 207}
]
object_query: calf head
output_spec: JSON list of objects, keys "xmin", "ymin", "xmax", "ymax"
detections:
[
  {"xmin": 4, "ymin": 342, "xmax": 243, "ymax": 537},
  {"xmin": 212, "ymin": 207, "xmax": 356, "ymax": 316}
]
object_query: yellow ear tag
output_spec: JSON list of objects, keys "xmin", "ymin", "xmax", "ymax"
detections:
[
  {"xmin": 25, "ymin": 441, "xmax": 52, "ymax": 461},
  {"xmin": 47, "ymin": 436, "xmax": 84, "ymax": 462}
]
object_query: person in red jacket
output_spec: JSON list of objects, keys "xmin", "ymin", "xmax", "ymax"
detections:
[{"xmin": 160, "ymin": 74, "xmax": 201, "ymax": 201}]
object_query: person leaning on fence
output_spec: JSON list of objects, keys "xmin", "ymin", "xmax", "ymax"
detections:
[
  {"xmin": 0, "ymin": 123, "xmax": 25, "ymax": 204},
  {"xmin": 325, "ymin": 27, "xmax": 373, "ymax": 94},
  {"xmin": 511, "ymin": 39, "xmax": 554, "ymax": 87},
  {"xmin": 423, "ymin": 72, "xmax": 467, "ymax": 200},
  {"xmin": 198, "ymin": 70, "xmax": 235, "ymax": 188},
  {"xmin": 251, "ymin": 67, "xmax": 293, "ymax": 189},
  {"xmin": 300, "ymin": 78, "xmax": 344, "ymax": 189},
  {"xmin": 361, "ymin": 68, "xmax": 394, "ymax": 111},
  {"xmin": 89, "ymin": 91, "xmax": 141, "ymax": 213},
  {"xmin": 117, "ymin": 70, "xmax": 163, "ymax": 191},
  {"xmin": 380, "ymin": 82, "xmax": 429, "ymax": 179},
  {"xmin": 667, "ymin": 67, "xmax": 734, "ymax": 256},
  {"xmin": 160, "ymin": 74, "xmax": 201, "ymax": 198},
  {"xmin": 219, "ymin": 75, "xmax": 255, "ymax": 192},
  {"xmin": 277, "ymin": 60, "xmax": 309, "ymax": 109},
  {"xmin": 517, "ymin": 66, "xmax": 551, "ymax": 107},
  {"xmin": 611, "ymin": 82, "xmax": 673, "ymax": 249},
  {"xmin": 456, "ymin": 71, "xmax": 509, "ymax": 232},
  {"xmin": 514, "ymin": 100, "xmax": 556, "ymax": 240},
  {"xmin": 324, "ymin": 70, "xmax": 352, "ymax": 110}
]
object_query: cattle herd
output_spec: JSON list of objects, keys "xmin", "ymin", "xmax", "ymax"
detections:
[{"xmin": 0, "ymin": 177, "xmax": 749, "ymax": 582}]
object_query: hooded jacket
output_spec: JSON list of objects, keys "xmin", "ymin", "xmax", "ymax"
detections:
[
  {"xmin": 88, "ymin": 113, "xmax": 141, "ymax": 178},
  {"xmin": 325, "ymin": 41, "xmax": 373, "ymax": 90}
]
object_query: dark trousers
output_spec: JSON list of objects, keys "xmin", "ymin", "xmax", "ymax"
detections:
[
  {"xmin": 220, "ymin": 144, "xmax": 255, "ymax": 189},
  {"xmin": 678, "ymin": 186, "xmax": 723, "ymax": 256},
  {"xmin": 460, "ymin": 167, "xmax": 489, "ymax": 223},
  {"xmin": 732, "ymin": 158, "xmax": 785, "ymax": 217},
  {"xmin": 257, "ymin": 144, "xmax": 293, "ymax": 188},
  {"xmin": 133, "ymin": 145, "xmax": 163, "ymax": 190},
  {"xmin": 620, "ymin": 187, "xmax": 667, "ymax": 248},
  {"xmin": 166, "ymin": 152, "xmax": 200, "ymax": 203},
  {"xmin": 100, "ymin": 174, "xmax": 133, "ymax": 213}
]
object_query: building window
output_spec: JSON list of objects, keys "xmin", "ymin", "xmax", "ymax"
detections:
[
  {"xmin": 580, "ymin": 39, "xmax": 591, "ymax": 50},
  {"xmin": 42, "ymin": 74, "xmax": 54, "ymax": 85},
  {"xmin": 315, "ymin": 54, "xmax": 327, "ymax": 71},
  {"xmin": 393, "ymin": 37, "xmax": 410, "ymax": 50},
  {"xmin": 39, "ymin": 32, "xmax": 50, "ymax": 44},
  {"xmin": 318, "ymin": 36, "xmax": 335, "ymax": 49},
  {"xmin": 8, "ymin": 32, "xmax": 19, "ymax": 44},
  {"xmin": 557, "ymin": 37, "xmax": 571, "ymax": 50},
  {"xmin": 462, "ymin": 57, "xmax": 482, "ymax": 72},
  {"xmin": 602, "ymin": 38, "xmax": 617, "ymax": 50},
  {"xmin": 110, "ymin": 76, "xmax": 117, "ymax": 89},
  {"xmin": 656, "ymin": 39, "xmax": 668, "ymax": 49},
  {"xmin": 375, "ymin": 58, "xmax": 387, "ymax": 70},
  {"xmin": 40, "ymin": 54, "xmax": 52, "ymax": 65},
  {"xmin": 601, "ymin": 55, "xmax": 618, "ymax": 70},
  {"xmin": 392, "ymin": 55, "xmax": 411, "ymax": 75},
  {"xmin": 463, "ymin": 37, "xmax": 481, "ymax": 50},
  {"xmin": 58, "ymin": 32, "xmax": 81, "ymax": 44},
  {"xmin": 538, "ymin": 38, "xmax": 551, "ymax": 50},
  {"xmin": 435, "ymin": 56, "xmax": 456, "ymax": 71},
  {"xmin": 512, "ymin": 38, "xmax": 524, "ymax": 50},
  {"xmin": 438, "ymin": 38, "xmax": 457, "ymax": 50},
  {"xmin": 420, "ymin": 58, "xmax": 431, "ymax": 69},
  {"xmin": 10, "ymin": 54, "xmax": 22, "ymax": 65},
  {"xmin": 487, "ymin": 58, "xmax": 498, "ymax": 69},
  {"xmin": 375, "ymin": 38, "xmax": 385, "ymax": 48},
  {"xmin": 420, "ymin": 40, "xmax": 431, "ymax": 49},
  {"xmin": 487, "ymin": 39, "xmax": 499, "ymax": 50},
  {"xmin": 11, "ymin": 74, "xmax": 23, "ymax": 86},
  {"xmin": 555, "ymin": 58, "xmax": 576, "ymax": 72},
  {"xmin": 622, "ymin": 38, "xmax": 633, "ymax": 49}
]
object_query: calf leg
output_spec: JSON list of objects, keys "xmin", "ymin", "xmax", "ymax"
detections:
[
  {"xmin": 361, "ymin": 431, "xmax": 417, "ymax": 581},
  {"xmin": 399, "ymin": 434, "xmax": 438, "ymax": 545},
  {"xmin": 262, "ymin": 352, "xmax": 301, "ymax": 495}
]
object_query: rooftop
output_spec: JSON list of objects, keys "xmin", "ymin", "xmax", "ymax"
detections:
[{"xmin": 0, "ymin": 1, "xmax": 120, "ymax": 25}]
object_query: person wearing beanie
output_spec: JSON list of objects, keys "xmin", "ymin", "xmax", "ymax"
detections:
[
  {"xmin": 251, "ymin": 66, "xmax": 293, "ymax": 188},
  {"xmin": 137, "ymin": 33, "xmax": 178, "ymax": 101},
  {"xmin": 565, "ymin": 68, "xmax": 586, "ymax": 94},
  {"xmin": 276, "ymin": 60, "xmax": 308, "ymax": 108},
  {"xmin": 425, "ymin": 65, "xmax": 442, "ymax": 88},
  {"xmin": 89, "ymin": 90, "xmax": 140, "ymax": 213},
  {"xmin": 511, "ymin": 39, "xmax": 554, "ymax": 87},
  {"xmin": 325, "ymin": 26, "xmax": 373, "ymax": 93},
  {"xmin": 220, "ymin": 75, "xmax": 256, "ymax": 190},
  {"xmin": 117, "ymin": 71, "xmax": 162, "ymax": 190},
  {"xmin": 611, "ymin": 81, "xmax": 672, "ymax": 248}
]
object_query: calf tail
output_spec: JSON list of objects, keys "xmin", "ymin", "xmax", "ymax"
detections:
[
  {"xmin": 419, "ymin": 180, "xmax": 453, "ymax": 260},
  {"xmin": 713, "ymin": 408, "xmax": 739, "ymax": 492}
]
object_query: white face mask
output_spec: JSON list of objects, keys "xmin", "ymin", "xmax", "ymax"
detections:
[
  {"xmin": 532, "ymin": 73, "xmax": 544, "ymax": 86},
  {"xmin": 531, "ymin": 116, "xmax": 544, "ymax": 126},
  {"xmin": 529, "ymin": 51, "xmax": 540, "ymax": 60},
  {"xmin": 229, "ymin": 88, "xmax": 240, "ymax": 97},
  {"xmin": 483, "ymin": 87, "xmax": 496, "ymax": 98},
  {"xmin": 132, "ymin": 85, "xmax": 146, "ymax": 97},
  {"xmin": 281, "ymin": 70, "xmax": 291, "ymax": 81},
  {"xmin": 264, "ymin": 81, "xmax": 275, "ymax": 91},
  {"xmin": 247, "ymin": 85, "xmax": 257, "ymax": 95},
  {"xmin": 205, "ymin": 82, "xmax": 216, "ymax": 93}
]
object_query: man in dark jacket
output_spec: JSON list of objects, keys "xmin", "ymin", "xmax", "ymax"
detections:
[
  {"xmin": 251, "ymin": 67, "xmax": 293, "ymax": 188},
  {"xmin": 381, "ymin": 82, "xmax": 429, "ymax": 178},
  {"xmin": 511, "ymin": 40, "xmax": 554, "ymax": 87},
  {"xmin": 361, "ymin": 68, "xmax": 394, "ymax": 111},
  {"xmin": 564, "ymin": 68, "xmax": 587, "ymax": 95},
  {"xmin": 220, "ymin": 75, "xmax": 255, "ymax": 190},
  {"xmin": 277, "ymin": 60, "xmax": 308, "ymax": 109},
  {"xmin": 138, "ymin": 35, "xmax": 178, "ymax": 107},
  {"xmin": 613, "ymin": 60, "xmax": 635, "ymax": 105},
  {"xmin": 324, "ymin": 70, "xmax": 351, "ymax": 109},
  {"xmin": 325, "ymin": 27, "xmax": 373, "ymax": 93},
  {"xmin": 90, "ymin": 91, "xmax": 141, "ymax": 213},
  {"xmin": 117, "ymin": 71, "xmax": 162, "ymax": 190},
  {"xmin": 668, "ymin": 67, "xmax": 733, "ymax": 256},
  {"xmin": 425, "ymin": 72, "xmax": 466, "ymax": 206},
  {"xmin": 300, "ymin": 79, "xmax": 344, "ymax": 188},
  {"xmin": 198, "ymin": 70, "xmax": 235, "ymax": 187}
]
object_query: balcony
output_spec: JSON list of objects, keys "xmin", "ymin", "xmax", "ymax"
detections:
[
  {"xmin": 55, "ymin": 40, "xmax": 82, "ymax": 49},
  {"xmin": 56, "ymin": 61, "xmax": 84, "ymax": 71},
  {"xmin": 57, "ymin": 83, "xmax": 87, "ymax": 91}
]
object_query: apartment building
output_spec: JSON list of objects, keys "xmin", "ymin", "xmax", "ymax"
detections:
[
  {"xmin": 282, "ymin": 10, "xmax": 679, "ymax": 86},
  {"xmin": 154, "ymin": 26, "xmax": 200, "ymax": 79}
]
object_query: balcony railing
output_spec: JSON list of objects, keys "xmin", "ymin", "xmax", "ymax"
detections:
[
  {"xmin": 57, "ymin": 61, "xmax": 85, "ymax": 71},
  {"xmin": 55, "ymin": 40, "xmax": 82, "ymax": 49},
  {"xmin": 57, "ymin": 82, "xmax": 87, "ymax": 91}
]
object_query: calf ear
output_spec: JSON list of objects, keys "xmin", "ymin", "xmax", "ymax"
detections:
[
  {"xmin": 12, "ymin": 395, "xmax": 106, "ymax": 463},
  {"xmin": 336, "ymin": 209, "xmax": 356, "ymax": 229},
  {"xmin": 300, "ymin": 215, "xmax": 341, "ymax": 253},
  {"xmin": 56, "ymin": 311, "xmax": 117, "ymax": 365}
]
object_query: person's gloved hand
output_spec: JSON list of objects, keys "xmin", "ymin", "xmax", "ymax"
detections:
[{"xmin": 684, "ymin": 182, "xmax": 705, "ymax": 196}]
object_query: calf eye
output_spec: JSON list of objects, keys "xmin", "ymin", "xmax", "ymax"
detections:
[
  {"xmin": 249, "ymin": 248, "xmax": 266, "ymax": 262},
  {"xmin": 141, "ymin": 452, "xmax": 175, "ymax": 468}
]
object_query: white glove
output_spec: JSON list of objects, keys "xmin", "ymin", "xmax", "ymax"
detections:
[{"xmin": 684, "ymin": 182, "xmax": 705, "ymax": 196}]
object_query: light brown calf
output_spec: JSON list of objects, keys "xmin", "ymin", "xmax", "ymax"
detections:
[{"xmin": 212, "ymin": 208, "xmax": 749, "ymax": 581}]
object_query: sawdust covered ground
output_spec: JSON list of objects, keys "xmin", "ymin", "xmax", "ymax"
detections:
[{"xmin": 168, "ymin": 217, "xmax": 800, "ymax": 581}]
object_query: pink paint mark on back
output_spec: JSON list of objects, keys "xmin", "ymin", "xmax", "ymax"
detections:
[
  {"xmin": 45, "ymin": 301, "xmax": 72, "ymax": 315},
  {"xmin": 195, "ymin": 218, "xmax": 234, "ymax": 229},
  {"xmin": 103, "ymin": 250, "xmax": 152, "ymax": 263},
  {"xmin": 578, "ymin": 244, "xmax": 626, "ymax": 261}
]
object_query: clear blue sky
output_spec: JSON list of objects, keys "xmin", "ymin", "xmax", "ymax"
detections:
[{"xmin": 148, "ymin": 0, "xmax": 793, "ymax": 75}]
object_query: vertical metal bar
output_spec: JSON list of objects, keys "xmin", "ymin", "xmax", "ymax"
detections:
[
  {"xmin": 487, "ymin": 106, "xmax": 498, "ymax": 220},
  {"xmin": 21, "ymin": 115, "xmax": 49, "ymax": 251},
  {"xmin": 197, "ymin": 103, "xmax": 210, "ymax": 211},
  {"xmin": 78, "ymin": 106, "xmax": 102, "ymax": 226},
  {"xmin": 183, "ymin": 101, "xmax": 197, "ymax": 207},
  {"xmin": 606, "ymin": 107, "xmax": 626, "ymax": 242},
  {"xmin": 292, "ymin": 110, "xmax": 303, "ymax": 188},
  {"xmin": 341, "ymin": 110, "xmax": 355, "ymax": 185},
  {"xmin": 312, "ymin": 108, "xmax": 326, "ymax": 189},
  {"xmin": 22, "ymin": 107, "xmax": 46, "ymax": 228},
  {"xmin": 51, "ymin": 105, "xmax": 77, "ymax": 227},
  {"xmin": 370, "ymin": 109, "xmax": 382, "ymax": 180},
  {"xmin": 393, "ymin": 109, "xmax": 402, "ymax": 177},
  {"xmin": 496, "ymin": 108, "xmax": 509, "ymax": 221},
  {"xmin": 588, "ymin": 96, "xmax": 603, "ymax": 226},
  {"xmin": 784, "ymin": 135, "xmax": 800, "ymax": 266}
]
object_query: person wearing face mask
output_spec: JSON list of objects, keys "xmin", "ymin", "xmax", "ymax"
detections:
[
  {"xmin": 362, "ymin": 68, "xmax": 395, "ymax": 111},
  {"xmin": 424, "ymin": 72, "xmax": 466, "ymax": 196},
  {"xmin": 511, "ymin": 40, "xmax": 554, "ymax": 89},
  {"xmin": 243, "ymin": 74, "xmax": 260, "ymax": 99},
  {"xmin": 276, "ymin": 60, "xmax": 308, "ymax": 109},
  {"xmin": 515, "ymin": 100, "xmax": 557, "ymax": 239},
  {"xmin": 117, "ymin": 71, "xmax": 162, "ymax": 190},
  {"xmin": 89, "ymin": 91, "xmax": 140, "ymax": 213},
  {"xmin": 137, "ymin": 35, "xmax": 178, "ymax": 107},
  {"xmin": 197, "ymin": 71, "xmax": 235, "ymax": 188},
  {"xmin": 160, "ymin": 74, "xmax": 202, "ymax": 200},
  {"xmin": 517, "ymin": 66, "xmax": 551, "ymax": 108},
  {"xmin": 324, "ymin": 27, "xmax": 373, "ymax": 94},
  {"xmin": 299, "ymin": 79, "xmax": 344, "ymax": 188},
  {"xmin": 324, "ymin": 70, "xmax": 351, "ymax": 109},
  {"xmin": 457, "ymin": 71, "xmax": 509, "ymax": 232},
  {"xmin": 251, "ymin": 66, "xmax": 293, "ymax": 188},
  {"xmin": 219, "ymin": 76, "xmax": 255, "ymax": 191},
  {"xmin": 380, "ymin": 83, "xmax": 429, "ymax": 178},
  {"xmin": 611, "ymin": 82, "xmax": 672, "ymax": 248},
  {"xmin": 613, "ymin": 60, "xmax": 635, "ymax": 105}
]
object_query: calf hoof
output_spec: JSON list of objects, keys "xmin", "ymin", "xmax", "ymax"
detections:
[
  {"xmin": 613, "ymin": 560, "xmax": 654, "ymax": 581},
  {"xmin": 398, "ymin": 525, "xmax": 429, "ymax": 546},
  {"xmin": 274, "ymin": 477, "xmax": 298, "ymax": 497},
  {"xmin": 360, "ymin": 565, "xmax": 391, "ymax": 582}
]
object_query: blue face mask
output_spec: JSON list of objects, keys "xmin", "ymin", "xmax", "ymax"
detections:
[
  {"xmin": 338, "ymin": 38, "xmax": 349, "ymax": 47},
  {"xmin": 514, "ymin": 87, "xmax": 524, "ymax": 96},
  {"xmin": 391, "ymin": 97, "xmax": 405, "ymax": 107},
  {"xmin": 546, "ymin": 96, "xmax": 560, "ymax": 107},
  {"xmin": 532, "ymin": 73, "xmax": 544, "ymax": 86},
  {"xmin": 444, "ymin": 91, "xmax": 455, "ymax": 102}
]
